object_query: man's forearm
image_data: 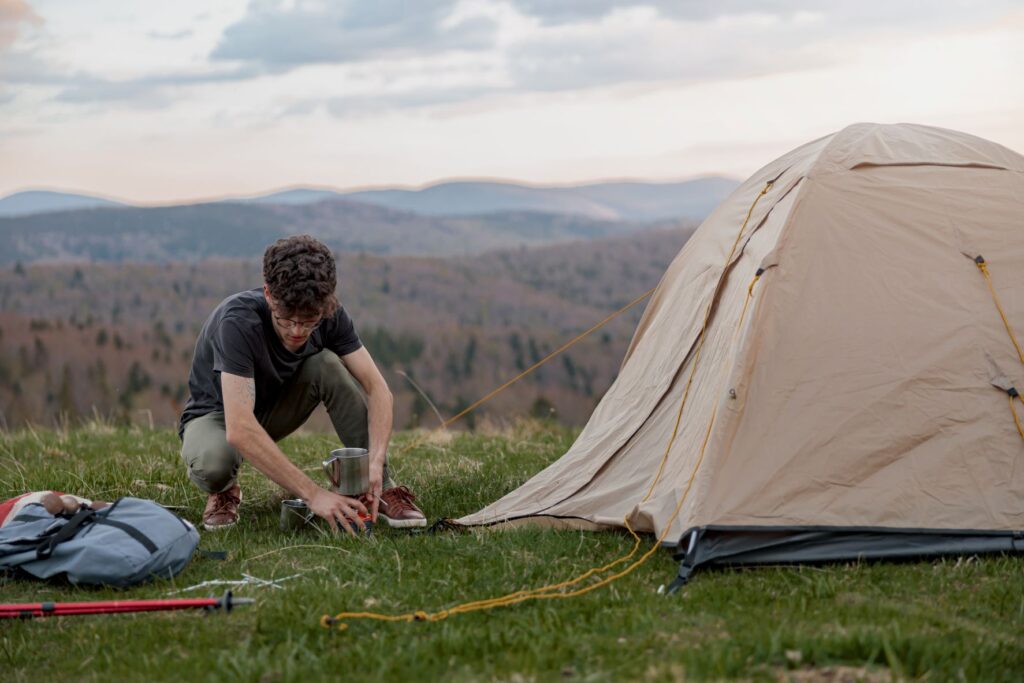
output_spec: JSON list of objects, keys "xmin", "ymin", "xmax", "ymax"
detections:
[
  {"xmin": 366, "ymin": 387, "xmax": 394, "ymax": 465},
  {"xmin": 228, "ymin": 418, "xmax": 320, "ymax": 500}
]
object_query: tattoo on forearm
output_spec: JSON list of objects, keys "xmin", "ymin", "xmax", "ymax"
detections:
[{"xmin": 244, "ymin": 379, "xmax": 256, "ymax": 406}]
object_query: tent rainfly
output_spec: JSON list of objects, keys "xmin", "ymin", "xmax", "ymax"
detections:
[{"xmin": 459, "ymin": 122, "xmax": 1024, "ymax": 588}]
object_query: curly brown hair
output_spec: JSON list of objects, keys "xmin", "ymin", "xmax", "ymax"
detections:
[{"xmin": 262, "ymin": 235, "xmax": 339, "ymax": 318}]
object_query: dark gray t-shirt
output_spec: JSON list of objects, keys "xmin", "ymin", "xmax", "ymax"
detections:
[{"xmin": 178, "ymin": 288, "xmax": 362, "ymax": 438}]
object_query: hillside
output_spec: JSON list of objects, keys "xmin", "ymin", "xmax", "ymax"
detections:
[
  {"xmin": 342, "ymin": 177, "xmax": 739, "ymax": 221},
  {"xmin": 0, "ymin": 176, "xmax": 740, "ymax": 221},
  {"xmin": 0, "ymin": 189, "xmax": 124, "ymax": 217},
  {"xmin": 0, "ymin": 200, "xmax": 663, "ymax": 264},
  {"xmin": 0, "ymin": 226, "xmax": 695, "ymax": 430}
]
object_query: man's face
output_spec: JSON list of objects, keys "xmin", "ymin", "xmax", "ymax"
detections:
[{"xmin": 263, "ymin": 286, "xmax": 323, "ymax": 352}]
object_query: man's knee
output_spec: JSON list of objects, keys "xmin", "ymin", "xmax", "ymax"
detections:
[
  {"xmin": 181, "ymin": 417, "xmax": 241, "ymax": 494},
  {"xmin": 184, "ymin": 442, "xmax": 240, "ymax": 494}
]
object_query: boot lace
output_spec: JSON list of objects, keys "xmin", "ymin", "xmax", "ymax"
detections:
[
  {"xmin": 208, "ymin": 489, "xmax": 240, "ymax": 516},
  {"xmin": 381, "ymin": 485, "xmax": 417, "ymax": 514}
]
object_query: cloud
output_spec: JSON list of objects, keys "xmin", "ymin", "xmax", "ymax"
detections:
[
  {"xmin": 427, "ymin": 0, "xmax": 1022, "ymax": 104},
  {"xmin": 53, "ymin": 65, "xmax": 262, "ymax": 104},
  {"xmin": 1, "ymin": 3, "xmax": 254, "ymax": 106},
  {"xmin": 256, "ymin": 0, "xmax": 1021, "ymax": 119},
  {"xmin": 509, "ymin": 0, "xmax": 1020, "ymax": 27},
  {"xmin": 504, "ymin": 8, "xmax": 832, "ymax": 93},
  {"xmin": 10, "ymin": 0, "xmax": 1021, "ymax": 117},
  {"xmin": 148, "ymin": 29, "xmax": 193, "ymax": 41},
  {"xmin": 204, "ymin": 1, "xmax": 844, "ymax": 119},
  {"xmin": 0, "ymin": 0, "xmax": 42, "ymax": 49},
  {"xmin": 210, "ymin": 0, "xmax": 498, "ymax": 67},
  {"xmin": 508, "ymin": 0, "xmax": 648, "ymax": 25},
  {"xmin": 323, "ymin": 84, "xmax": 505, "ymax": 117},
  {"xmin": 0, "ymin": 49, "xmax": 63, "ymax": 86},
  {"xmin": 0, "ymin": 2, "xmax": 46, "ymax": 113}
]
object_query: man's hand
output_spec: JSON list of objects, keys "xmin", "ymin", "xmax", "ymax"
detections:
[
  {"xmin": 340, "ymin": 347, "xmax": 393, "ymax": 523},
  {"xmin": 307, "ymin": 488, "xmax": 368, "ymax": 537},
  {"xmin": 366, "ymin": 460, "xmax": 384, "ymax": 521}
]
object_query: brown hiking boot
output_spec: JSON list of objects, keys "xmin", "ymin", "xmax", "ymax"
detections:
[
  {"xmin": 203, "ymin": 484, "xmax": 241, "ymax": 530},
  {"xmin": 376, "ymin": 485, "xmax": 426, "ymax": 528}
]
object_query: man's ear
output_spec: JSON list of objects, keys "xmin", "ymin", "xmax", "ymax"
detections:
[{"xmin": 263, "ymin": 284, "xmax": 272, "ymax": 302}]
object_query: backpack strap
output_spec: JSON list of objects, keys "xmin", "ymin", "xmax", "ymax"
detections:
[
  {"xmin": 35, "ymin": 508, "xmax": 96, "ymax": 560},
  {"xmin": 197, "ymin": 549, "xmax": 228, "ymax": 561},
  {"xmin": 10, "ymin": 514, "xmax": 50, "ymax": 524},
  {"xmin": 94, "ymin": 518, "xmax": 158, "ymax": 554}
]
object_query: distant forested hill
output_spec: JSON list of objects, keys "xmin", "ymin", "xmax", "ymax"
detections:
[
  {"xmin": 1, "ymin": 176, "xmax": 739, "ymax": 221},
  {"xmin": 0, "ymin": 226, "xmax": 695, "ymax": 430},
  {"xmin": 0, "ymin": 190, "xmax": 124, "ymax": 217},
  {"xmin": 340, "ymin": 177, "xmax": 739, "ymax": 220},
  {"xmin": 0, "ymin": 200, "xmax": 671, "ymax": 264}
]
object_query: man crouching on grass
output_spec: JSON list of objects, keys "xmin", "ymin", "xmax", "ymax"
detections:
[{"xmin": 178, "ymin": 234, "xmax": 425, "ymax": 533}]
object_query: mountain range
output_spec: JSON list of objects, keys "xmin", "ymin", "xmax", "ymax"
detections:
[
  {"xmin": 0, "ymin": 198, "xmax": 698, "ymax": 264},
  {"xmin": 0, "ymin": 177, "xmax": 738, "ymax": 222}
]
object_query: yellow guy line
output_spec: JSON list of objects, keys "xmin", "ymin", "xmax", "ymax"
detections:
[
  {"xmin": 973, "ymin": 256, "xmax": 1024, "ymax": 441},
  {"xmin": 321, "ymin": 181, "xmax": 774, "ymax": 630},
  {"xmin": 392, "ymin": 286, "xmax": 657, "ymax": 457},
  {"xmin": 1010, "ymin": 393, "xmax": 1024, "ymax": 442},
  {"xmin": 975, "ymin": 256, "xmax": 1024, "ymax": 364}
]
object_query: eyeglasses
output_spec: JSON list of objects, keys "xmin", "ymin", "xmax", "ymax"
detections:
[
  {"xmin": 267, "ymin": 295, "xmax": 324, "ymax": 332},
  {"xmin": 273, "ymin": 314, "xmax": 323, "ymax": 332}
]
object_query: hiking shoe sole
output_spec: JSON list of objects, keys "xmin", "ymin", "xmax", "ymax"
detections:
[
  {"xmin": 203, "ymin": 519, "xmax": 238, "ymax": 531},
  {"xmin": 378, "ymin": 514, "xmax": 427, "ymax": 529}
]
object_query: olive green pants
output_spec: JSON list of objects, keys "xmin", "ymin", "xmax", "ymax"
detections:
[{"xmin": 181, "ymin": 350, "xmax": 392, "ymax": 494}]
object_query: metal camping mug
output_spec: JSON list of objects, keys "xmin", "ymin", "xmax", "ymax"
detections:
[
  {"xmin": 279, "ymin": 499, "xmax": 314, "ymax": 532},
  {"xmin": 322, "ymin": 447, "xmax": 370, "ymax": 496}
]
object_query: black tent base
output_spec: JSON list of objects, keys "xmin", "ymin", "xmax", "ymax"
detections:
[{"xmin": 666, "ymin": 525, "xmax": 1024, "ymax": 594}]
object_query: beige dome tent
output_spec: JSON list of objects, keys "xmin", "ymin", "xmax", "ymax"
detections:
[{"xmin": 460, "ymin": 122, "xmax": 1024, "ymax": 585}]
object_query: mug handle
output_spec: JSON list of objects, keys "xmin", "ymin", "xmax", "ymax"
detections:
[{"xmin": 322, "ymin": 456, "xmax": 339, "ymax": 490}]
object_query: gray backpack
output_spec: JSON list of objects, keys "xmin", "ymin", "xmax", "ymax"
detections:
[{"xmin": 0, "ymin": 497, "xmax": 200, "ymax": 587}]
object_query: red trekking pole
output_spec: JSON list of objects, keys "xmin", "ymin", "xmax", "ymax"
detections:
[{"xmin": 0, "ymin": 590, "xmax": 252, "ymax": 619}]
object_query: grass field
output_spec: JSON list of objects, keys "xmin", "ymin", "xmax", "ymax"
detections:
[{"xmin": 1, "ymin": 421, "xmax": 1022, "ymax": 682}]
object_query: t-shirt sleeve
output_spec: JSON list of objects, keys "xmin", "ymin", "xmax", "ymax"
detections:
[
  {"xmin": 212, "ymin": 316, "xmax": 257, "ymax": 377},
  {"xmin": 325, "ymin": 307, "xmax": 363, "ymax": 357}
]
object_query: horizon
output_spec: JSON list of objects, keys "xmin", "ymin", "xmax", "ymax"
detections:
[
  {"xmin": 2, "ymin": 2, "xmax": 1022, "ymax": 201},
  {"xmin": 0, "ymin": 172, "xmax": 741, "ymax": 206}
]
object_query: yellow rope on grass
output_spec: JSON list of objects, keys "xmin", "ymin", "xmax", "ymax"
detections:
[
  {"xmin": 321, "ymin": 181, "xmax": 775, "ymax": 631},
  {"xmin": 320, "ymin": 403, "xmax": 722, "ymax": 630}
]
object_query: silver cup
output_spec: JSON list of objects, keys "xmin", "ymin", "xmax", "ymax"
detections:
[
  {"xmin": 279, "ymin": 498, "xmax": 313, "ymax": 531},
  {"xmin": 322, "ymin": 447, "xmax": 370, "ymax": 495}
]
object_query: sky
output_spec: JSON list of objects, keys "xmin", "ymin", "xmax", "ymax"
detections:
[{"xmin": 0, "ymin": 0, "xmax": 1022, "ymax": 203}]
